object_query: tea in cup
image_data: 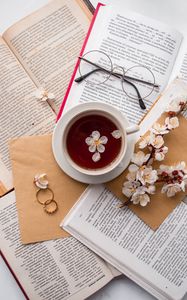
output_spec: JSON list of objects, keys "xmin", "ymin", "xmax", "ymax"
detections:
[{"xmin": 61, "ymin": 102, "xmax": 139, "ymax": 176}]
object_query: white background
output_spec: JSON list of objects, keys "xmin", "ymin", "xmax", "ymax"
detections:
[{"xmin": 0, "ymin": 1, "xmax": 187, "ymax": 300}]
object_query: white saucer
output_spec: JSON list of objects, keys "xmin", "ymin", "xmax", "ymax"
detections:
[{"xmin": 52, "ymin": 103, "xmax": 136, "ymax": 184}]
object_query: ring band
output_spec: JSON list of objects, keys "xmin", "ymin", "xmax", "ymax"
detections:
[
  {"xmin": 43, "ymin": 200, "xmax": 58, "ymax": 214},
  {"xmin": 36, "ymin": 187, "xmax": 54, "ymax": 205}
]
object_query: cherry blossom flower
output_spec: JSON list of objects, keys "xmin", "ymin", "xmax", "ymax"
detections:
[
  {"xmin": 159, "ymin": 161, "xmax": 187, "ymax": 197},
  {"xmin": 126, "ymin": 164, "xmax": 139, "ymax": 181},
  {"xmin": 34, "ymin": 173, "xmax": 48, "ymax": 189},
  {"xmin": 165, "ymin": 116, "xmax": 179, "ymax": 130},
  {"xmin": 161, "ymin": 183, "xmax": 182, "ymax": 197},
  {"xmin": 121, "ymin": 95, "xmax": 187, "ymax": 207},
  {"xmin": 131, "ymin": 186, "xmax": 155, "ymax": 206},
  {"xmin": 139, "ymin": 135, "xmax": 150, "ymax": 149},
  {"xmin": 149, "ymin": 133, "xmax": 164, "ymax": 149},
  {"xmin": 151, "ymin": 123, "xmax": 169, "ymax": 135},
  {"xmin": 131, "ymin": 193, "xmax": 150, "ymax": 206},
  {"xmin": 122, "ymin": 176, "xmax": 156, "ymax": 206},
  {"xmin": 122, "ymin": 180, "xmax": 140, "ymax": 198},
  {"xmin": 174, "ymin": 161, "xmax": 186, "ymax": 173},
  {"xmin": 34, "ymin": 88, "xmax": 55, "ymax": 102},
  {"xmin": 136, "ymin": 166, "xmax": 158, "ymax": 185},
  {"xmin": 165, "ymin": 97, "xmax": 187, "ymax": 114},
  {"xmin": 159, "ymin": 161, "xmax": 186, "ymax": 177},
  {"xmin": 139, "ymin": 133, "xmax": 164, "ymax": 149},
  {"xmin": 154, "ymin": 146, "xmax": 168, "ymax": 161},
  {"xmin": 131, "ymin": 151, "xmax": 150, "ymax": 166},
  {"xmin": 85, "ymin": 130, "xmax": 108, "ymax": 162}
]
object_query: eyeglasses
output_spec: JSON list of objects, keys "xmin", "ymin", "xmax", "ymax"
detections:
[{"xmin": 75, "ymin": 50, "xmax": 159, "ymax": 110}]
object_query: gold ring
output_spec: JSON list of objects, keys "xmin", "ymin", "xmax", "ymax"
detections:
[
  {"xmin": 43, "ymin": 200, "xmax": 58, "ymax": 214},
  {"xmin": 36, "ymin": 188, "xmax": 54, "ymax": 205}
]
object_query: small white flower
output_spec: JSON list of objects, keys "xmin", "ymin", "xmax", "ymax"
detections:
[
  {"xmin": 131, "ymin": 151, "xmax": 150, "ymax": 166},
  {"xmin": 154, "ymin": 146, "xmax": 168, "ymax": 161},
  {"xmin": 34, "ymin": 173, "xmax": 48, "ymax": 189},
  {"xmin": 139, "ymin": 135, "xmax": 150, "ymax": 149},
  {"xmin": 175, "ymin": 161, "xmax": 186, "ymax": 172},
  {"xmin": 165, "ymin": 97, "xmax": 187, "ymax": 114},
  {"xmin": 158, "ymin": 164, "xmax": 172, "ymax": 175},
  {"xmin": 111, "ymin": 130, "xmax": 122, "ymax": 139},
  {"xmin": 34, "ymin": 88, "xmax": 55, "ymax": 102},
  {"xmin": 85, "ymin": 131, "xmax": 108, "ymax": 162},
  {"xmin": 161, "ymin": 183, "xmax": 182, "ymax": 197},
  {"xmin": 147, "ymin": 185, "xmax": 156, "ymax": 194},
  {"xmin": 136, "ymin": 166, "xmax": 158, "ymax": 185},
  {"xmin": 131, "ymin": 193, "xmax": 150, "ymax": 206},
  {"xmin": 139, "ymin": 133, "xmax": 164, "ymax": 150},
  {"xmin": 149, "ymin": 133, "xmax": 164, "ymax": 149},
  {"xmin": 151, "ymin": 123, "xmax": 169, "ymax": 135},
  {"xmin": 165, "ymin": 116, "xmax": 179, "ymax": 130},
  {"xmin": 126, "ymin": 164, "xmax": 139, "ymax": 181},
  {"xmin": 159, "ymin": 161, "xmax": 186, "ymax": 177},
  {"xmin": 122, "ymin": 181, "xmax": 140, "ymax": 198}
]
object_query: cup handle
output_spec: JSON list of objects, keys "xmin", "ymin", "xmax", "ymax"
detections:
[{"xmin": 126, "ymin": 125, "xmax": 140, "ymax": 135}]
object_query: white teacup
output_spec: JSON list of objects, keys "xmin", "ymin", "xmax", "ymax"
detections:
[{"xmin": 52, "ymin": 102, "xmax": 139, "ymax": 181}]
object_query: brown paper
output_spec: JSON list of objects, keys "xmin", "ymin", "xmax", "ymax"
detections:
[
  {"xmin": 9, "ymin": 135, "xmax": 86, "ymax": 244},
  {"xmin": 106, "ymin": 114, "xmax": 187, "ymax": 230},
  {"xmin": 9, "ymin": 114, "xmax": 187, "ymax": 240},
  {"xmin": 0, "ymin": 181, "xmax": 8, "ymax": 196}
]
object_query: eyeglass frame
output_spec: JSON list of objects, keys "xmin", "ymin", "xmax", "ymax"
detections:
[{"xmin": 75, "ymin": 50, "xmax": 159, "ymax": 110}]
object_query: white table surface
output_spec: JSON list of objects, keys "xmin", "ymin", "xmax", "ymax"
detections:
[{"xmin": 0, "ymin": 1, "xmax": 187, "ymax": 300}]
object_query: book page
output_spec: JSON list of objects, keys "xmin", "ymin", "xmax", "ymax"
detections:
[
  {"xmin": 0, "ymin": 37, "xmax": 56, "ymax": 194},
  {"xmin": 62, "ymin": 185, "xmax": 187, "ymax": 300},
  {"xmin": 3, "ymin": 0, "xmax": 91, "ymax": 113},
  {"xmin": 61, "ymin": 5, "xmax": 182, "ymax": 127},
  {"xmin": 168, "ymin": 39, "xmax": 187, "ymax": 83},
  {"xmin": 0, "ymin": 191, "xmax": 113, "ymax": 300},
  {"xmin": 179, "ymin": 52, "xmax": 187, "ymax": 81}
]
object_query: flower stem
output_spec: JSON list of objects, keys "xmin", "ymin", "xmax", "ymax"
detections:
[{"xmin": 118, "ymin": 198, "xmax": 131, "ymax": 208}]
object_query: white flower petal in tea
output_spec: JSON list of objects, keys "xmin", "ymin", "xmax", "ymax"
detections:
[
  {"xmin": 92, "ymin": 152, "xmax": 101, "ymax": 162},
  {"xmin": 91, "ymin": 131, "xmax": 100, "ymax": 140},
  {"xmin": 99, "ymin": 136, "xmax": 108, "ymax": 144},
  {"xmin": 111, "ymin": 130, "xmax": 122, "ymax": 139},
  {"xmin": 89, "ymin": 144, "xmax": 96, "ymax": 153},
  {"xmin": 97, "ymin": 144, "xmax": 105, "ymax": 153},
  {"xmin": 85, "ymin": 137, "xmax": 94, "ymax": 145}
]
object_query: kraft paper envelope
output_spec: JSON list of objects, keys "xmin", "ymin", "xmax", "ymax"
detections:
[
  {"xmin": 106, "ymin": 114, "xmax": 187, "ymax": 230},
  {"xmin": 9, "ymin": 114, "xmax": 187, "ymax": 243},
  {"xmin": 9, "ymin": 135, "xmax": 87, "ymax": 244}
]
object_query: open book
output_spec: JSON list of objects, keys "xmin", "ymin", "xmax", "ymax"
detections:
[
  {"xmin": 58, "ymin": 3, "xmax": 187, "ymax": 135},
  {"xmin": 62, "ymin": 185, "xmax": 187, "ymax": 300},
  {"xmin": 0, "ymin": 0, "xmax": 92, "ymax": 195},
  {"xmin": 0, "ymin": 191, "xmax": 122, "ymax": 300}
]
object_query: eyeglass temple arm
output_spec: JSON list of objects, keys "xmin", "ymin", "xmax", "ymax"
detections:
[
  {"xmin": 122, "ymin": 78, "xmax": 146, "ymax": 109},
  {"xmin": 75, "ymin": 68, "xmax": 103, "ymax": 82},
  {"xmin": 76, "ymin": 57, "xmax": 159, "ymax": 88}
]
